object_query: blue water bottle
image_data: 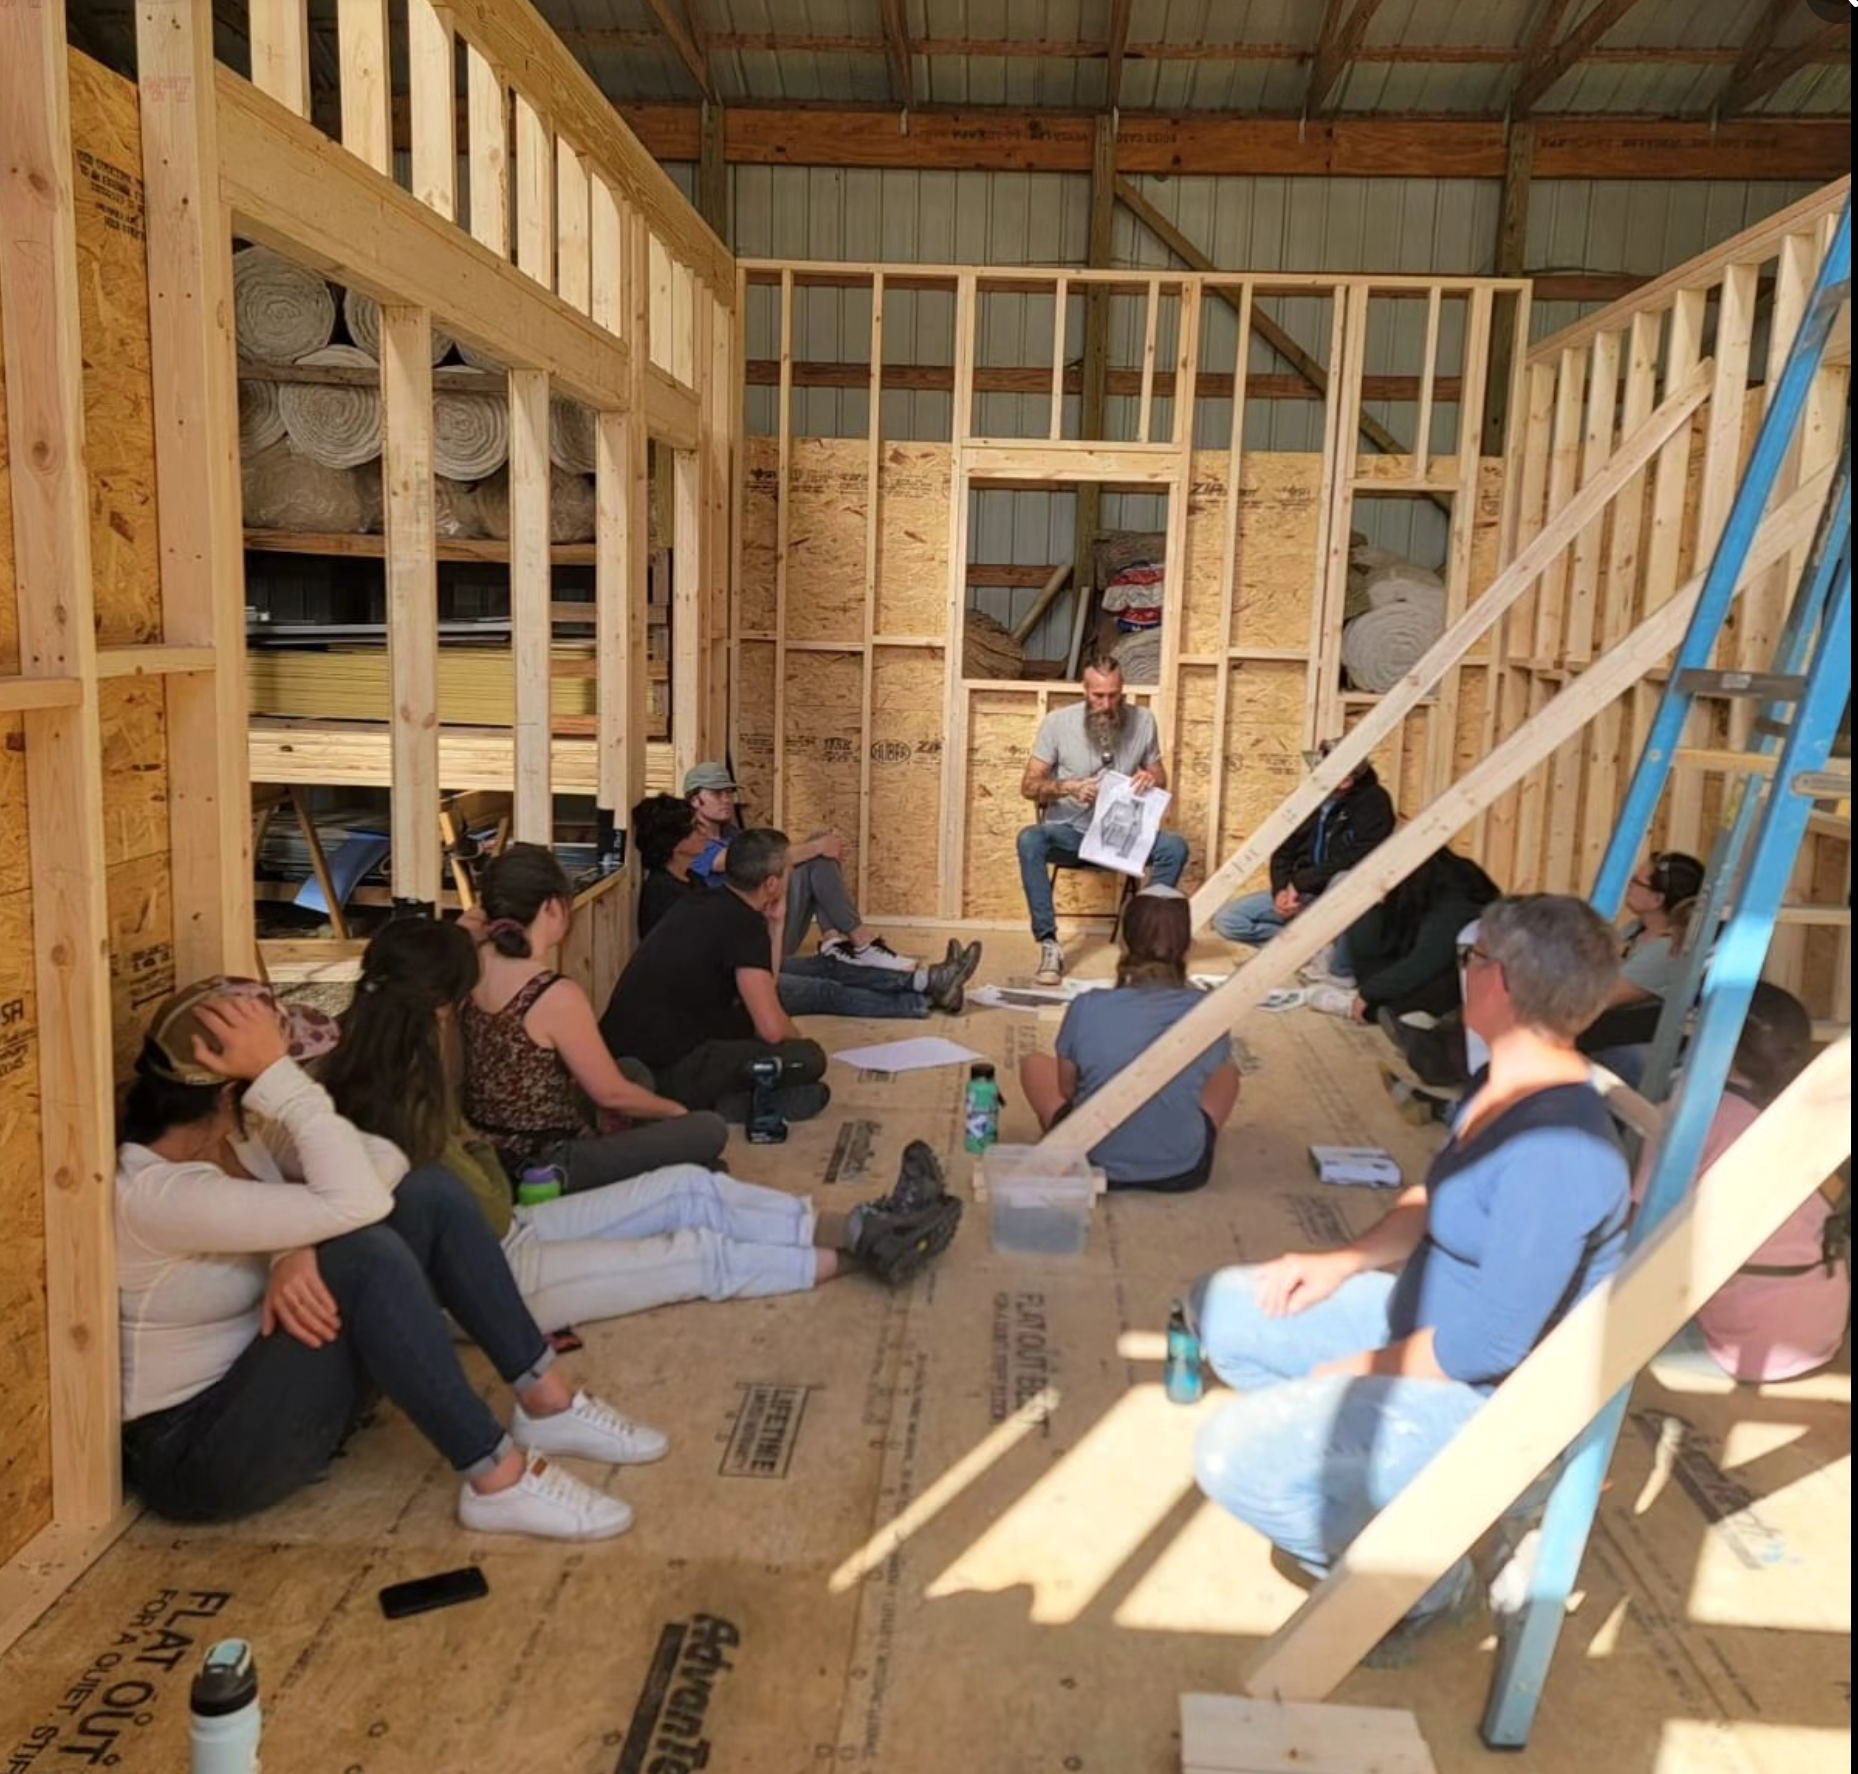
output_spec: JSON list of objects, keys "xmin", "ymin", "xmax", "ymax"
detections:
[
  {"xmin": 1164, "ymin": 1300, "xmax": 1204, "ymax": 1405},
  {"xmin": 190, "ymin": 1640, "xmax": 261, "ymax": 1774}
]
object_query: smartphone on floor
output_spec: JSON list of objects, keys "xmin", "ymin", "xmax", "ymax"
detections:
[{"xmin": 379, "ymin": 1566, "xmax": 490, "ymax": 1621}]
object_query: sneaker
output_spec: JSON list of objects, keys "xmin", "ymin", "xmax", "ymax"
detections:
[
  {"xmin": 852, "ymin": 1196, "xmax": 963, "ymax": 1287},
  {"xmin": 457, "ymin": 1454, "xmax": 633, "ymax": 1541},
  {"xmin": 1034, "ymin": 939, "xmax": 1065, "ymax": 986},
  {"xmin": 826, "ymin": 935, "xmax": 917, "ymax": 974},
  {"xmin": 867, "ymin": 1139, "xmax": 947, "ymax": 1217},
  {"xmin": 513, "ymin": 1389, "xmax": 669, "ymax": 1466}
]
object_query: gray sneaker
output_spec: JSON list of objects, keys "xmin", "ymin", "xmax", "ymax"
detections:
[{"xmin": 1035, "ymin": 939, "xmax": 1065, "ymax": 986}]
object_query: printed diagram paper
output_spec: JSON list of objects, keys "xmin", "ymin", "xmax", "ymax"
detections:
[
  {"xmin": 829, "ymin": 1037, "xmax": 984, "ymax": 1074},
  {"xmin": 1078, "ymin": 770, "xmax": 1173, "ymax": 877}
]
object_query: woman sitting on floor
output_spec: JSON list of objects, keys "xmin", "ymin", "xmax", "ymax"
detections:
[
  {"xmin": 1019, "ymin": 885, "xmax": 1240, "ymax": 1193},
  {"xmin": 683, "ymin": 760, "xmax": 917, "ymax": 972},
  {"xmin": 1579, "ymin": 849, "xmax": 1705, "ymax": 1061},
  {"xmin": 323, "ymin": 919, "xmax": 965, "ymax": 1307},
  {"xmin": 1638, "ymin": 982, "xmax": 1849, "ymax": 1384},
  {"xmin": 1187, "ymin": 894, "xmax": 1630, "ymax": 1646},
  {"xmin": 116, "ymin": 979, "xmax": 659, "ymax": 1541},
  {"xmin": 461, "ymin": 844, "xmax": 731, "ymax": 1193},
  {"xmin": 633, "ymin": 792, "xmax": 980, "ymax": 1018}
]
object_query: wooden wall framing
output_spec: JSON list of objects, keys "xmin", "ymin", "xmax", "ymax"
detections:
[
  {"xmin": 0, "ymin": 0, "xmax": 733, "ymax": 1647},
  {"xmin": 734, "ymin": 264, "xmax": 1526, "ymax": 924}
]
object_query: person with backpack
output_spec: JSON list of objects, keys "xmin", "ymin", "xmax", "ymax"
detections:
[{"xmin": 1640, "ymin": 983, "xmax": 1849, "ymax": 1383}]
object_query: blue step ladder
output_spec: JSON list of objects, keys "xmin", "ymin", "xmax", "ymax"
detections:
[{"xmin": 1481, "ymin": 200, "xmax": 1852, "ymax": 1749}]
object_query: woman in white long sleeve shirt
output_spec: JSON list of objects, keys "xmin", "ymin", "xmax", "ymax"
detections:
[{"xmin": 117, "ymin": 980, "xmax": 669, "ymax": 1542}]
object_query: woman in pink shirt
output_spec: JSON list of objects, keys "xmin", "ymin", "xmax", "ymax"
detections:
[{"xmin": 1640, "ymin": 983, "xmax": 1849, "ymax": 1382}]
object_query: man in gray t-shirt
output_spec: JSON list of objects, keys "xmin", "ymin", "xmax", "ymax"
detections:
[{"xmin": 1017, "ymin": 656, "xmax": 1189, "ymax": 982}]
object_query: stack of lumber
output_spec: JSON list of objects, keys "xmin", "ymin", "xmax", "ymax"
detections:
[{"xmin": 248, "ymin": 645, "xmax": 599, "ymax": 725}]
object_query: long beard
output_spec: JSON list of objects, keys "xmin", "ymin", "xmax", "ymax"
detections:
[{"xmin": 1084, "ymin": 706, "xmax": 1125, "ymax": 759}]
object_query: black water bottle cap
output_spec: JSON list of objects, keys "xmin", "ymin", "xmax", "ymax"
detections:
[
  {"xmin": 191, "ymin": 1640, "xmax": 258, "ymax": 1717},
  {"xmin": 970, "ymin": 1061, "xmax": 996, "ymax": 1079}
]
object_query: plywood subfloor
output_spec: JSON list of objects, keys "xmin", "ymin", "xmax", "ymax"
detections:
[{"xmin": 1, "ymin": 933, "xmax": 1847, "ymax": 1774}]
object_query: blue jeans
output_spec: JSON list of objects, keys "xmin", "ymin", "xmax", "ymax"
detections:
[
  {"xmin": 779, "ymin": 952, "xmax": 928, "ymax": 1020},
  {"xmin": 1212, "ymin": 889, "xmax": 1286, "ymax": 946},
  {"xmin": 122, "ymin": 1167, "xmax": 553, "ymax": 1522},
  {"xmin": 1015, "ymin": 822, "xmax": 1190, "ymax": 942},
  {"xmin": 1188, "ymin": 1265, "xmax": 1485, "ymax": 1620}
]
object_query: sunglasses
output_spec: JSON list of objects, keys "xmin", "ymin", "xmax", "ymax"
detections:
[{"xmin": 1458, "ymin": 941, "xmax": 1497, "ymax": 972}]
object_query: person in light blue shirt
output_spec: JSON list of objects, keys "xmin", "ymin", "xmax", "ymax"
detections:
[
  {"xmin": 1187, "ymin": 894, "xmax": 1630, "ymax": 1641},
  {"xmin": 1020, "ymin": 886, "xmax": 1239, "ymax": 1192}
]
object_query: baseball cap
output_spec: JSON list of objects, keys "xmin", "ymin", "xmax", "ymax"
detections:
[
  {"xmin": 682, "ymin": 762, "xmax": 740, "ymax": 796},
  {"xmin": 140, "ymin": 977, "xmax": 340, "ymax": 1088}
]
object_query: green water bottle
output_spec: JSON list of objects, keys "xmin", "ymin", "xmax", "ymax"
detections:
[
  {"xmin": 517, "ymin": 1163, "xmax": 566, "ymax": 1207},
  {"xmin": 963, "ymin": 1063, "xmax": 1001, "ymax": 1156}
]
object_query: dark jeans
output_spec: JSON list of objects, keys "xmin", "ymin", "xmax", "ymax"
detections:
[
  {"xmin": 1579, "ymin": 1000, "xmax": 1664, "ymax": 1058},
  {"xmin": 780, "ymin": 953, "xmax": 928, "ymax": 1020},
  {"xmin": 121, "ymin": 1167, "xmax": 551, "ymax": 1523},
  {"xmin": 548, "ymin": 1116, "xmax": 731, "ymax": 1195},
  {"xmin": 656, "ymin": 1037, "xmax": 828, "ymax": 1114},
  {"xmin": 1053, "ymin": 1104, "xmax": 1219, "ymax": 1194},
  {"xmin": 1016, "ymin": 821, "xmax": 1191, "ymax": 942}
]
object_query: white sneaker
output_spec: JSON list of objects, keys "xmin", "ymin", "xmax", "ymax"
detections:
[
  {"xmin": 824, "ymin": 935, "xmax": 917, "ymax": 973},
  {"xmin": 457, "ymin": 1454, "xmax": 633, "ymax": 1541},
  {"xmin": 1034, "ymin": 939, "xmax": 1065, "ymax": 986},
  {"xmin": 513, "ymin": 1389, "xmax": 670, "ymax": 1466}
]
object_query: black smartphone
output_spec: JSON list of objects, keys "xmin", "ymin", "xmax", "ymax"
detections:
[{"xmin": 379, "ymin": 1566, "xmax": 489, "ymax": 1621}]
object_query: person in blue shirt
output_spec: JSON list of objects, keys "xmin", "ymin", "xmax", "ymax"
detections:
[{"xmin": 1187, "ymin": 893, "xmax": 1630, "ymax": 1638}]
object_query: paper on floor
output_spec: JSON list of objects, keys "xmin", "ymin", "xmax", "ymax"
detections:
[{"xmin": 830, "ymin": 1036, "xmax": 987, "ymax": 1073}]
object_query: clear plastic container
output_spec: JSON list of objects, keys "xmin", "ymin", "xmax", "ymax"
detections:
[{"xmin": 981, "ymin": 1146, "xmax": 1103, "ymax": 1256}]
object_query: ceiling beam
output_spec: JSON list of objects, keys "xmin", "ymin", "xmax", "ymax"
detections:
[
  {"xmin": 1306, "ymin": 0, "xmax": 1388, "ymax": 117},
  {"xmin": 1718, "ymin": 15, "xmax": 1847, "ymax": 117},
  {"xmin": 1725, "ymin": 0, "xmax": 1801, "ymax": 92},
  {"xmin": 617, "ymin": 103, "xmax": 1850, "ymax": 182},
  {"xmin": 878, "ymin": 0, "xmax": 914, "ymax": 108},
  {"xmin": 642, "ymin": 0, "xmax": 714, "ymax": 100},
  {"xmin": 1105, "ymin": 0, "xmax": 1133, "ymax": 110},
  {"xmin": 1510, "ymin": 0, "xmax": 1649, "ymax": 117}
]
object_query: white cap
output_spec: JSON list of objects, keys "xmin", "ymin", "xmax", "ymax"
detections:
[{"xmin": 1136, "ymin": 883, "xmax": 1186, "ymax": 900}]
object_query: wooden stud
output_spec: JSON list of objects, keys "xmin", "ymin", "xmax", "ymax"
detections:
[
  {"xmin": 1307, "ymin": 287, "xmax": 1365, "ymax": 745},
  {"xmin": 337, "ymin": 0, "xmax": 392, "ymax": 174},
  {"xmin": 623, "ymin": 205, "xmax": 653, "ymax": 825},
  {"xmin": 555, "ymin": 141, "xmax": 591, "ymax": 316},
  {"xmin": 1566, "ymin": 329, "xmax": 1621, "ymax": 669},
  {"xmin": 940, "ymin": 273, "xmax": 980, "ymax": 917},
  {"xmin": 1136, "ymin": 277, "xmax": 1161, "ymax": 444},
  {"xmin": 508, "ymin": 369, "xmax": 553, "ymax": 841},
  {"xmin": 649, "ymin": 232, "xmax": 674, "ymax": 375},
  {"xmin": 1073, "ymin": 117, "xmax": 1115, "ymax": 598},
  {"xmin": 594, "ymin": 406, "xmax": 629, "ymax": 817},
  {"xmin": 0, "ymin": 0, "xmax": 121, "ymax": 1536},
  {"xmin": 1048, "ymin": 275, "xmax": 1068, "ymax": 441},
  {"xmin": 858, "ymin": 274, "xmax": 885, "ymax": 907},
  {"xmin": 1243, "ymin": 1036, "xmax": 1851, "ymax": 1703},
  {"xmin": 1207, "ymin": 281, "xmax": 1255, "ymax": 872},
  {"xmin": 1641, "ymin": 289, "xmax": 1705, "ymax": 617},
  {"xmin": 250, "ymin": 0, "xmax": 313, "ymax": 117},
  {"xmin": 1413, "ymin": 287, "xmax": 1442, "ymax": 481},
  {"xmin": 1059, "ymin": 464, "xmax": 1828, "ymax": 1161},
  {"xmin": 772, "ymin": 267, "xmax": 794, "ymax": 824},
  {"xmin": 1155, "ymin": 284, "xmax": 1202, "ymax": 749},
  {"xmin": 589, "ymin": 173, "xmax": 624, "ymax": 337},
  {"xmin": 1186, "ymin": 362, "xmax": 1711, "ymax": 928},
  {"xmin": 514, "ymin": 90, "xmax": 554, "ymax": 289},
  {"xmin": 672, "ymin": 448, "xmax": 703, "ymax": 785},
  {"xmin": 673, "ymin": 259, "xmax": 697, "ymax": 386},
  {"xmin": 137, "ymin": 0, "xmax": 256, "ymax": 980},
  {"xmin": 408, "ymin": 0, "xmax": 457, "ymax": 221},
  {"xmin": 706, "ymin": 291, "xmax": 733, "ymax": 766},
  {"xmin": 382, "ymin": 306, "xmax": 441, "ymax": 907},
  {"xmin": 465, "ymin": 41, "xmax": 509, "ymax": 257}
]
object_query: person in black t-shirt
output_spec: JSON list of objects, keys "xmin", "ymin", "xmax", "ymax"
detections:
[
  {"xmin": 600, "ymin": 828, "xmax": 831, "ymax": 1122},
  {"xmin": 633, "ymin": 794, "xmax": 709, "ymax": 942}
]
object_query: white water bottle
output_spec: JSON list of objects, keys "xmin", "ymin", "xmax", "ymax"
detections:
[{"xmin": 190, "ymin": 1640, "xmax": 261, "ymax": 1774}]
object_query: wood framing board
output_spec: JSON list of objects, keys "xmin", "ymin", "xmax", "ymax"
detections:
[
  {"xmin": 739, "ymin": 435, "xmax": 779, "ymax": 636},
  {"xmin": 732, "ymin": 638, "xmax": 777, "ymax": 820},
  {"xmin": 70, "ymin": 52, "xmax": 161, "ymax": 646},
  {"xmin": 783, "ymin": 440, "xmax": 869, "ymax": 646}
]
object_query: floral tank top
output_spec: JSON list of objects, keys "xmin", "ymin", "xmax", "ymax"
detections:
[{"xmin": 461, "ymin": 972, "xmax": 591, "ymax": 1176}]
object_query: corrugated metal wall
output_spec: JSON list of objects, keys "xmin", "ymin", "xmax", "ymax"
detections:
[{"xmin": 708, "ymin": 165, "xmax": 1818, "ymax": 651}]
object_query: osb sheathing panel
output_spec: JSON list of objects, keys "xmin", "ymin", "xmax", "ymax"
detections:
[
  {"xmin": 739, "ymin": 438, "xmax": 778, "ymax": 636},
  {"xmin": 70, "ymin": 51, "xmax": 162, "ymax": 647},
  {"xmin": 963, "ymin": 691, "xmax": 1042, "ymax": 919},
  {"xmin": 1172, "ymin": 666, "xmax": 1218, "ymax": 893},
  {"xmin": 781, "ymin": 652, "xmax": 862, "ymax": 861},
  {"xmin": 1218, "ymin": 662, "xmax": 1308, "ymax": 891},
  {"xmin": 865, "ymin": 649, "xmax": 946, "ymax": 921},
  {"xmin": 99, "ymin": 677, "xmax": 169, "ymax": 869},
  {"xmin": 0, "ymin": 887, "xmax": 47, "ymax": 1570},
  {"xmin": 108, "ymin": 850, "xmax": 176, "ymax": 1084},
  {"xmin": 0, "ymin": 283, "xmax": 15, "ymax": 673},
  {"xmin": 785, "ymin": 441, "xmax": 868, "ymax": 646},
  {"xmin": 874, "ymin": 445, "xmax": 951, "ymax": 640},
  {"xmin": 733, "ymin": 639, "xmax": 776, "ymax": 819}
]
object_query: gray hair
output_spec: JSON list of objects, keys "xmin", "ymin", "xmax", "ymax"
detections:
[
  {"xmin": 1478, "ymin": 895, "xmax": 1621, "ymax": 1041},
  {"xmin": 724, "ymin": 827, "xmax": 790, "ymax": 892}
]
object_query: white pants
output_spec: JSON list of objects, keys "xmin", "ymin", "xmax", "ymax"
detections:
[{"xmin": 501, "ymin": 1164, "xmax": 819, "ymax": 1329}]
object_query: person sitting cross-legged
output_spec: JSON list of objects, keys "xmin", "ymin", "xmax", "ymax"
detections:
[
  {"xmin": 1019, "ymin": 886, "xmax": 1240, "ymax": 1193},
  {"xmin": 602, "ymin": 827, "xmax": 836, "ymax": 1123},
  {"xmin": 1186, "ymin": 894, "xmax": 1631, "ymax": 1650},
  {"xmin": 1017, "ymin": 654, "xmax": 1189, "ymax": 986}
]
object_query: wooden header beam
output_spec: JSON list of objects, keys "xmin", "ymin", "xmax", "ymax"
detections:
[
  {"xmin": 618, "ymin": 104, "xmax": 1849, "ymax": 181},
  {"xmin": 1105, "ymin": 0, "xmax": 1133, "ymax": 111},
  {"xmin": 216, "ymin": 71, "xmax": 631, "ymax": 410}
]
